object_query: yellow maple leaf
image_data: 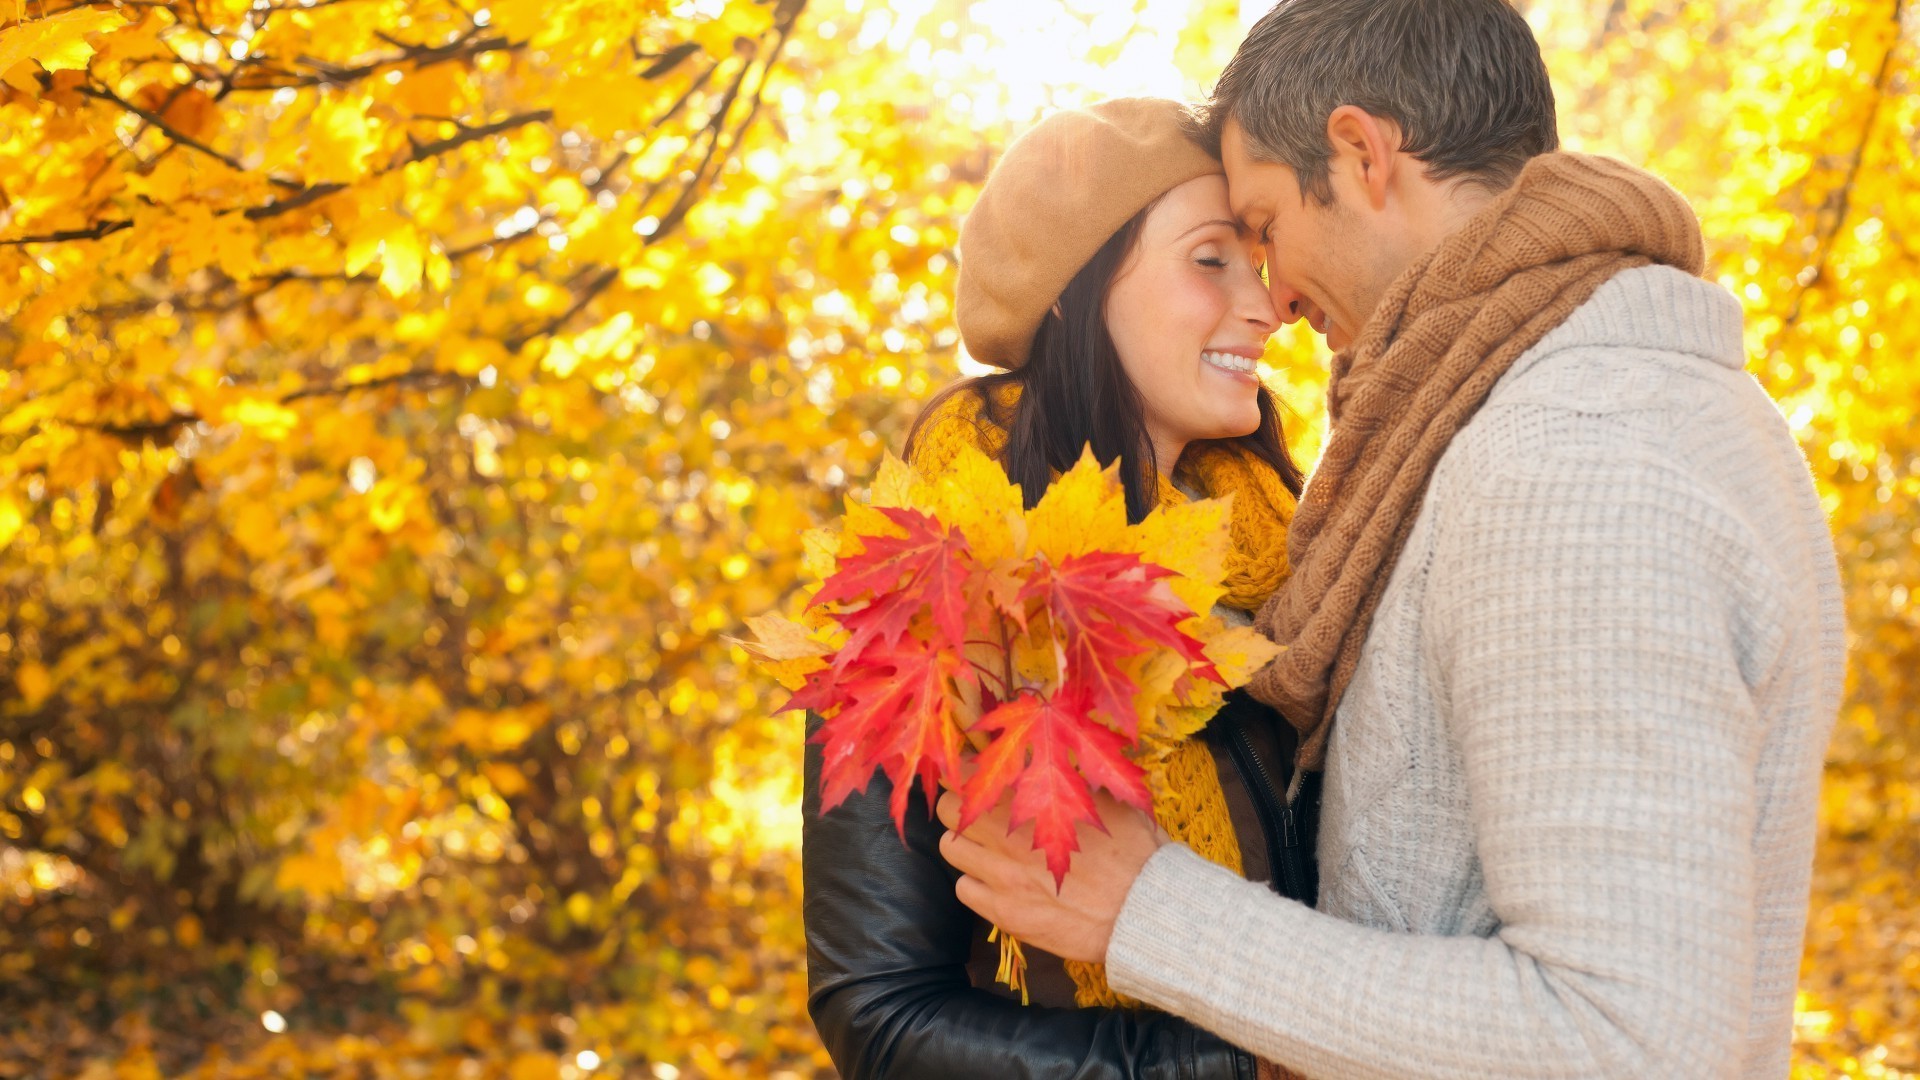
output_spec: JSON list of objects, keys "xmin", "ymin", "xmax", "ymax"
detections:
[
  {"xmin": 867, "ymin": 451, "xmax": 919, "ymax": 509},
  {"xmin": 730, "ymin": 613, "xmax": 831, "ymax": 690},
  {"xmin": 921, "ymin": 444, "xmax": 1026, "ymax": 564},
  {"xmin": 1130, "ymin": 493, "xmax": 1232, "ymax": 618},
  {"xmin": 801, "ymin": 526, "xmax": 840, "ymax": 582},
  {"xmin": 1128, "ymin": 649, "xmax": 1192, "ymax": 731},
  {"xmin": 1202, "ymin": 624, "xmax": 1285, "ymax": 689},
  {"xmin": 1022, "ymin": 447, "xmax": 1129, "ymax": 561}
]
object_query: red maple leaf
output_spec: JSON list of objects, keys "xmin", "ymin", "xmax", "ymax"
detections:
[
  {"xmin": 795, "ymin": 633, "xmax": 969, "ymax": 837},
  {"xmin": 959, "ymin": 689, "xmax": 1151, "ymax": 888},
  {"xmin": 1022, "ymin": 551, "xmax": 1220, "ymax": 736},
  {"xmin": 811, "ymin": 508, "xmax": 975, "ymax": 668}
]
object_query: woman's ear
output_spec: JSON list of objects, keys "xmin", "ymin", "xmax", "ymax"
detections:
[{"xmin": 1049, "ymin": 301, "xmax": 1064, "ymax": 319}]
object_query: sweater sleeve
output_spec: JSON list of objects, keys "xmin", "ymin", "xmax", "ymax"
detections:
[{"xmin": 1103, "ymin": 414, "xmax": 1773, "ymax": 1078}]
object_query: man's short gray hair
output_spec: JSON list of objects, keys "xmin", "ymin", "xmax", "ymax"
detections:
[{"xmin": 1198, "ymin": 0, "xmax": 1559, "ymax": 203}]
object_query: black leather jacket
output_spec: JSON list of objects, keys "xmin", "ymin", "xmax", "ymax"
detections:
[{"xmin": 803, "ymin": 691, "xmax": 1320, "ymax": 1080}]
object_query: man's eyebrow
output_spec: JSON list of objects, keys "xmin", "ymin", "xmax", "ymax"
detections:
[{"xmin": 1171, "ymin": 218, "xmax": 1245, "ymax": 242}]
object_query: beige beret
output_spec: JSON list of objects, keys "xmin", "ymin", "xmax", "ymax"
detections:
[{"xmin": 956, "ymin": 97, "xmax": 1222, "ymax": 368}]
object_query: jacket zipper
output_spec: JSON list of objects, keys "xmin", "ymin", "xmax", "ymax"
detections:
[{"xmin": 1227, "ymin": 720, "xmax": 1305, "ymax": 901}]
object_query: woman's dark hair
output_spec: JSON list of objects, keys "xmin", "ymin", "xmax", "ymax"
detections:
[{"xmin": 908, "ymin": 206, "xmax": 1306, "ymax": 523}]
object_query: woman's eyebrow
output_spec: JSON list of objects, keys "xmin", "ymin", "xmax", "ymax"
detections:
[{"xmin": 1171, "ymin": 218, "xmax": 1244, "ymax": 242}]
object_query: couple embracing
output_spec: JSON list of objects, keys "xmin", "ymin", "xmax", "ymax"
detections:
[{"xmin": 802, "ymin": 1, "xmax": 1844, "ymax": 1077}]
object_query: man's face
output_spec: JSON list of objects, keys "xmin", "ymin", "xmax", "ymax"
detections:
[{"xmin": 1221, "ymin": 118, "xmax": 1376, "ymax": 353}]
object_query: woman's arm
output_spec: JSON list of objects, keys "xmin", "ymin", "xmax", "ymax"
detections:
[{"xmin": 804, "ymin": 717, "xmax": 1254, "ymax": 1080}]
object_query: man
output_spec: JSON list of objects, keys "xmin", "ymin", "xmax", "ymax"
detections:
[{"xmin": 935, "ymin": 1, "xmax": 1846, "ymax": 1077}]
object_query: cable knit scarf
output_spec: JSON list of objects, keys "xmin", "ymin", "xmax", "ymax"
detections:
[
  {"xmin": 912, "ymin": 382, "xmax": 1297, "ymax": 611},
  {"xmin": 1248, "ymin": 152, "xmax": 1707, "ymax": 772}
]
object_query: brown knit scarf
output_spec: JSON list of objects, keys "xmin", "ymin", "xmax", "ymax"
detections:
[{"xmin": 1247, "ymin": 152, "xmax": 1707, "ymax": 770}]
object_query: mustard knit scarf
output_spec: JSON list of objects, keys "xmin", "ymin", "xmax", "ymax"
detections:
[{"xmin": 911, "ymin": 382, "xmax": 1296, "ymax": 1006}]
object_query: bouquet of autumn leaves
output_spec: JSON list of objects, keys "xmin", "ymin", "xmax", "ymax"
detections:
[{"xmin": 742, "ymin": 446, "xmax": 1279, "ymax": 998}]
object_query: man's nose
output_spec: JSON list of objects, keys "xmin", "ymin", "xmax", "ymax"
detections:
[{"xmin": 1267, "ymin": 277, "xmax": 1310, "ymax": 325}]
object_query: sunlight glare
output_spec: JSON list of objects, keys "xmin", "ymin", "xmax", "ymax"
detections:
[{"xmin": 898, "ymin": 0, "xmax": 1210, "ymax": 128}]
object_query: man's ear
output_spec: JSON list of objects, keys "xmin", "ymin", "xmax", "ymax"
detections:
[{"xmin": 1325, "ymin": 105, "xmax": 1400, "ymax": 211}]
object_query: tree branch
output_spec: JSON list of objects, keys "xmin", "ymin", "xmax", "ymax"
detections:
[
  {"xmin": 402, "ymin": 109, "xmax": 553, "ymax": 164},
  {"xmin": 7, "ymin": 109, "xmax": 556, "ymax": 240},
  {"xmin": 74, "ymin": 367, "xmax": 467, "ymax": 443},
  {"xmin": 0, "ymin": 220, "xmax": 134, "ymax": 245},
  {"xmin": 77, "ymin": 85, "xmax": 304, "ymax": 190},
  {"xmin": 1775, "ymin": 0, "xmax": 1906, "ymax": 339},
  {"xmin": 248, "ymin": 30, "xmax": 522, "ymax": 92}
]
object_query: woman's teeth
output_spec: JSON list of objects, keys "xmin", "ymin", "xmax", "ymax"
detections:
[{"xmin": 1202, "ymin": 351, "xmax": 1256, "ymax": 374}]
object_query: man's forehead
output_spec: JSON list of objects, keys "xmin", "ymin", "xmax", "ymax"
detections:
[{"xmin": 1219, "ymin": 120, "xmax": 1284, "ymax": 223}]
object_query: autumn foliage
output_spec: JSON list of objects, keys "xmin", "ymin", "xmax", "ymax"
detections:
[
  {"xmin": 752, "ymin": 449, "xmax": 1275, "ymax": 888},
  {"xmin": 0, "ymin": 0, "xmax": 1915, "ymax": 1077}
]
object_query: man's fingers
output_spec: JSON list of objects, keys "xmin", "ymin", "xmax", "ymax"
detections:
[
  {"xmin": 938, "ymin": 826, "xmax": 995, "ymax": 879},
  {"xmin": 953, "ymin": 873, "xmax": 999, "ymax": 925},
  {"xmin": 935, "ymin": 789, "xmax": 963, "ymax": 831}
]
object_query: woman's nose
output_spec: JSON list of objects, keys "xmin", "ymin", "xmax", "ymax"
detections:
[{"xmin": 1237, "ymin": 268, "xmax": 1280, "ymax": 332}]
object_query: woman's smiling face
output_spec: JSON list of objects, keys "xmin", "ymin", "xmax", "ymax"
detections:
[{"xmin": 1103, "ymin": 173, "xmax": 1280, "ymax": 473}]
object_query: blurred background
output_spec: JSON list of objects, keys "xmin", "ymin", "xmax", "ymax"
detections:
[{"xmin": 0, "ymin": 0, "xmax": 1913, "ymax": 1076}]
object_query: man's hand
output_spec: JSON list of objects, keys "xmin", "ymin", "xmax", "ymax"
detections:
[{"xmin": 935, "ymin": 788, "xmax": 1167, "ymax": 963}]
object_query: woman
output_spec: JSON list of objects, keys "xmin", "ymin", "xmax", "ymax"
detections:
[{"xmin": 802, "ymin": 98, "xmax": 1318, "ymax": 1079}]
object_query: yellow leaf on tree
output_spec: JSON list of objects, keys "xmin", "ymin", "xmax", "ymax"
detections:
[
  {"xmin": 14, "ymin": 659, "xmax": 51, "ymax": 709},
  {"xmin": 231, "ymin": 501, "xmax": 284, "ymax": 561},
  {"xmin": 274, "ymin": 851, "xmax": 347, "ymax": 898},
  {"xmin": 345, "ymin": 211, "xmax": 428, "ymax": 297},
  {"xmin": 0, "ymin": 8, "xmax": 125, "ymax": 74},
  {"xmin": 0, "ymin": 494, "xmax": 23, "ymax": 549},
  {"xmin": 305, "ymin": 95, "xmax": 379, "ymax": 182},
  {"xmin": 481, "ymin": 762, "xmax": 529, "ymax": 797},
  {"xmin": 393, "ymin": 61, "xmax": 465, "ymax": 117},
  {"xmin": 506, "ymin": 1052, "xmax": 561, "ymax": 1080},
  {"xmin": 451, "ymin": 706, "xmax": 540, "ymax": 752},
  {"xmin": 230, "ymin": 398, "xmax": 300, "ymax": 441}
]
